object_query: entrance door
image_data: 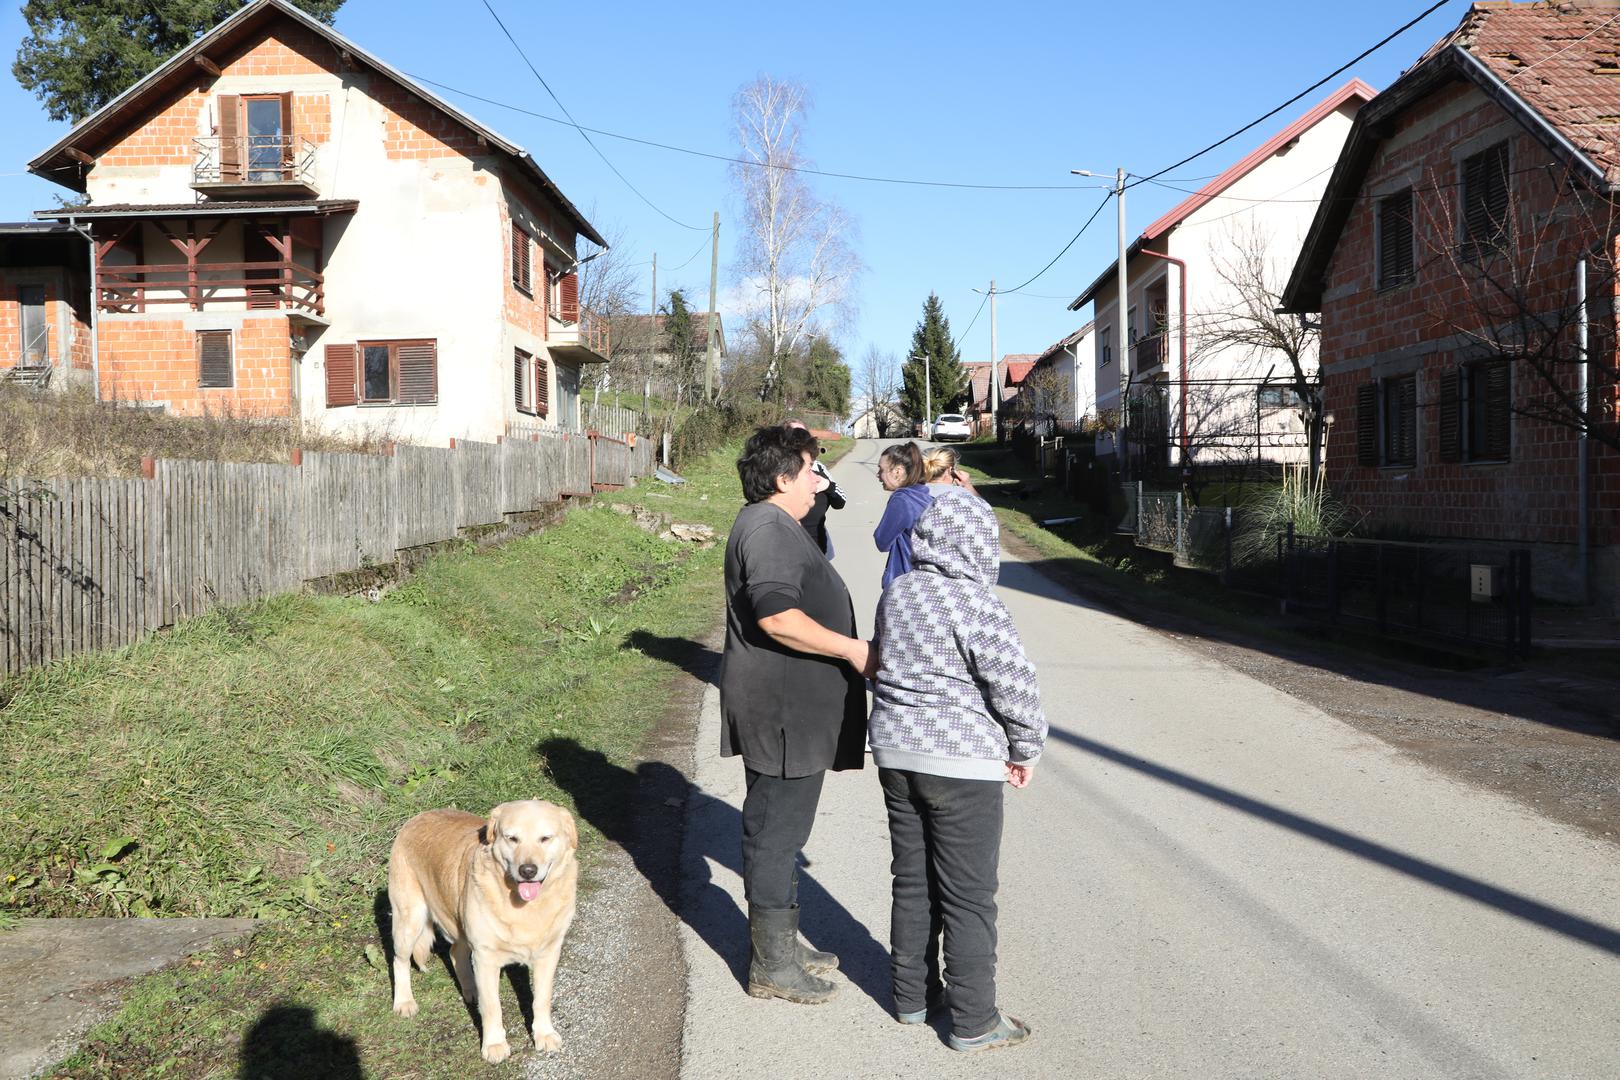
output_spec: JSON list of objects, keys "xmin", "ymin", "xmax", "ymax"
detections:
[
  {"xmin": 18, "ymin": 285, "xmax": 46, "ymax": 367},
  {"xmin": 243, "ymin": 231, "xmax": 280, "ymax": 309}
]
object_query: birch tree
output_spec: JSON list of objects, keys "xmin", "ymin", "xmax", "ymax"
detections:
[{"xmin": 730, "ymin": 76, "xmax": 859, "ymax": 399}]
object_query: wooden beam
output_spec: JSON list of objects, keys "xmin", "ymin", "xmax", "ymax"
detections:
[
  {"xmin": 63, "ymin": 147, "xmax": 93, "ymax": 166},
  {"xmin": 193, "ymin": 54, "xmax": 222, "ymax": 78}
]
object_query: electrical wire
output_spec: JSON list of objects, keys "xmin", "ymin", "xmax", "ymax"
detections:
[
  {"xmin": 407, "ymin": 72, "xmax": 1096, "ymax": 193},
  {"xmin": 1128, "ymin": 0, "xmax": 1453, "ymax": 190},
  {"xmin": 478, "ymin": 0, "xmax": 708, "ymax": 231},
  {"xmin": 663, "ymin": 232, "xmax": 714, "ymax": 273},
  {"xmin": 951, "ymin": 290, "xmax": 991, "ymax": 352},
  {"xmin": 1502, "ymin": 10, "xmax": 1620, "ymax": 84},
  {"xmin": 998, "ymin": 190, "xmax": 1114, "ymax": 296}
]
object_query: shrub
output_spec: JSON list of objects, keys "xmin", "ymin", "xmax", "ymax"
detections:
[{"xmin": 1232, "ymin": 469, "xmax": 1362, "ymax": 566}]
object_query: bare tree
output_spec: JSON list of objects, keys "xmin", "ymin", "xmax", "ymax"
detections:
[
  {"xmin": 730, "ymin": 76, "xmax": 860, "ymax": 399},
  {"xmin": 576, "ymin": 221, "xmax": 650, "ymax": 401},
  {"xmin": 854, "ymin": 344, "xmax": 898, "ymax": 422},
  {"xmin": 1011, "ymin": 365, "xmax": 1074, "ymax": 435}
]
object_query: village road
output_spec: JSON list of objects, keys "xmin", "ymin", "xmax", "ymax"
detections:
[{"xmin": 676, "ymin": 438, "xmax": 1620, "ymax": 1080}]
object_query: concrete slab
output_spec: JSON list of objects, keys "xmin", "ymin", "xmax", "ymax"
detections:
[{"xmin": 0, "ymin": 917, "xmax": 257, "ymax": 1079}]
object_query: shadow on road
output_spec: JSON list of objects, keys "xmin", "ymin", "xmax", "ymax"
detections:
[{"xmin": 1052, "ymin": 725, "xmax": 1620, "ymax": 957}]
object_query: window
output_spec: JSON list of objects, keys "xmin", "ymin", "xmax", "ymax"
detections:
[
  {"xmin": 1439, "ymin": 359, "xmax": 1510, "ymax": 462},
  {"xmin": 1127, "ymin": 306, "xmax": 1139, "ymax": 345},
  {"xmin": 1257, "ymin": 386, "xmax": 1301, "ymax": 409},
  {"xmin": 18, "ymin": 285, "xmax": 46, "ymax": 366},
  {"xmin": 1100, "ymin": 326, "xmax": 1112, "ymax": 367},
  {"xmin": 355, "ymin": 339, "xmax": 438, "ymax": 405},
  {"xmin": 1377, "ymin": 188, "xmax": 1415, "ymax": 289},
  {"xmin": 197, "ymin": 330, "xmax": 233, "ymax": 388},
  {"xmin": 1355, "ymin": 373, "xmax": 1416, "ymax": 467},
  {"xmin": 512, "ymin": 223, "xmax": 532, "ymax": 296},
  {"xmin": 514, "ymin": 347, "xmax": 532, "ymax": 411},
  {"xmin": 1461, "ymin": 142, "xmax": 1510, "ymax": 260},
  {"xmin": 534, "ymin": 352, "xmax": 549, "ymax": 417},
  {"xmin": 217, "ymin": 93, "xmax": 293, "ymax": 183}
]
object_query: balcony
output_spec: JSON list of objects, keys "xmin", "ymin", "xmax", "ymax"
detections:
[
  {"xmin": 547, "ymin": 308, "xmax": 611, "ymax": 364},
  {"xmin": 1133, "ymin": 332, "xmax": 1164, "ymax": 373},
  {"xmin": 192, "ymin": 135, "xmax": 318, "ymax": 199},
  {"xmin": 98, "ymin": 260, "xmax": 324, "ymax": 316}
]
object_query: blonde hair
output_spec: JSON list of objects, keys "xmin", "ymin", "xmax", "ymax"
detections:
[{"xmin": 923, "ymin": 446, "xmax": 959, "ymax": 483}]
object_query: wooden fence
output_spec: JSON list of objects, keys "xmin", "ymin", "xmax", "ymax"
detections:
[{"xmin": 0, "ymin": 430, "xmax": 653, "ymax": 679}]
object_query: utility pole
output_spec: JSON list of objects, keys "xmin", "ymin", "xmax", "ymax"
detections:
[
  {"xmin": 989, "ymin": 278, "xmax": 999, "ymax": 438},
  {"xmin": 704, "ymin": 212, "xmax": 720, "ymax": 403},
  {"xmin": 910, "ymin": 353, "xmax": 931, "ymax": 437},
  {"xmin": 644, "ymin": 251, "xmax": 656, "ymax": 416},
  {"xmin": 1114, "ymin": 167, "xmax": 1129, "ymax": 478}
]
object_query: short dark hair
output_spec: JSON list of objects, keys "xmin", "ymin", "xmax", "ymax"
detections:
[{"xmin": 738, "ymin": 424, "xmax": 817, "ymax": 503}]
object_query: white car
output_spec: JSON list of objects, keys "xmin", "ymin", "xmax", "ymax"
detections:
[{"xmin": 931, "ymin": 413, "xmax": 972, "ymax": 442}]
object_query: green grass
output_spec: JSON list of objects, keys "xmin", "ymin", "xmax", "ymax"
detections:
[{"xmin": 2, "ymin": 445, "xmax": 747, "ymax": 1078}]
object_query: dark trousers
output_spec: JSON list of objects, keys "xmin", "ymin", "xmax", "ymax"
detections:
[
  {"xmin": 879, "ymin": 767, "xmax": 1004, "ymax": 1039},
  {"xmin": 741, "ymin": 768, "xmax": 827, "ymax": 911}
]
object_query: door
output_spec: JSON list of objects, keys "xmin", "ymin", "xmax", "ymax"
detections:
[
  {"xmin": 18, "ymin": 285, "xmax": 47, "ymax": 367},
  {"xmin": 245, "ymin": 96, "xmax": 285, "ymax": 181},
  {"xmin": 243, "ymin": 230, "xmax": 280, "ymax": 309}
]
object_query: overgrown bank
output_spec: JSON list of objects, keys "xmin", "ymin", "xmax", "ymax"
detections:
[{"xmin": 0, "ymin": 442, "xmax": 747, "ymax": 1077}]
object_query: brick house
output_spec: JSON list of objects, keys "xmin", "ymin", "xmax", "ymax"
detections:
[
  {"xmin": 1281, "ymin": 1, "xmax": 1620, "ymax": 609},
  {"xmin": 0, "ymin": 223, "xmax": 91, "ymax": 388},
  {"xmin": 24, "ymin": 0, "xmax": 608, "ymax": 442},
  {"xmin": 608, "ymin": 310, "xmax": 727, "ymax": 399}
]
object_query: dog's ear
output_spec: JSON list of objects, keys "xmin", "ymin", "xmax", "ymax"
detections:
[
  {"xmin": 560, "ymin": 808, "xmax": 579, "ymax": 852},
  {"xmin": 481, "ymin": 805, "xmax": 502, "ymax": 846}
]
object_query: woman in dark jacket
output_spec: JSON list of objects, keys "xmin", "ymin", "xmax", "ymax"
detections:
[{"xmin": 720, "ymin": 424, "xmax": 876, "ymax": 1005}]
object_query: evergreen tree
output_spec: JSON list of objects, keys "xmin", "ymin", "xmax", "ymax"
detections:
[
  {"xmin": 801, "ymin": 336, "xmax": 850, "ymax": 416},
  {"xmin": 15, "ymin": 0, "xmax": 346, "ymax": 123},
  {"xmin": 899, "ymin": 292, "xmax": 966, "ymax": 423},
  {"xmin": 661, "ymin": 289, "xmax": 702, "ymax": 405}
]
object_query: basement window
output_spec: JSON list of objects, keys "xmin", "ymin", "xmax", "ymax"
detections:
[{"xmin": 197, "ymin": 330, "xmax": 233, "ymax": 388}]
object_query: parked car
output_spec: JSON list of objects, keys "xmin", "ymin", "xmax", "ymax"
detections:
[{"xmin": 931, "ymin": 413, "xmax": 972, "ymax": 442}]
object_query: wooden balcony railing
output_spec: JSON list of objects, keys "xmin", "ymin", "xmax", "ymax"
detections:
[{"xmin": 97, "ymin": 260, "xmax": 324, "ymax": 315}]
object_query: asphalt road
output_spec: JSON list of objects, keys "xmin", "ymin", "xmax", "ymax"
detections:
[{"xmin": 677, "ymin": 439, "xmax": 1620, "ymax": 1080}]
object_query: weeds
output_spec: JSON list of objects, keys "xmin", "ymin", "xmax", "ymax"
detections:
[{"xmin": 1231, "ymin": 468, "xmax": 1362, "ymax": 566}]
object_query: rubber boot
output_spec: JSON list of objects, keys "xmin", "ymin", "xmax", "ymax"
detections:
[
  {"xmin": 747, "ymin": 905, "xmax": 837, "ymax": 1004},
  {"xmin": 790, "ymin": 906, "xmax": 838, "ymax": 973}
]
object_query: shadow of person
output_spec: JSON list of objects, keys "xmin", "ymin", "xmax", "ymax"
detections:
[
  {"xmin": 537, "ymin": 736, "xmax": 891, "ymax": 1008},
  {"xmin": 624, "ymin": 630, "xmax": 724, "ymax": 684},
  {"xmin": 239, "ymin": 1003, "xmax": 361, "ymax": 1080}
]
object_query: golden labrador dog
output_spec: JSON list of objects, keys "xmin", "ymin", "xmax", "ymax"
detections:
[{"xmin": 388, "ymin": 800, "xmax": 579, "ymax": 1063}]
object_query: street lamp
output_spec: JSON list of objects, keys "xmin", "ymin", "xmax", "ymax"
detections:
[
  {"xmin": 910, "ymin": 352, "xmax": 931, "ymax": 437},
  {"xmin": 1074, "ymin": 167, "xmax": 1131, "ymax": 478}
]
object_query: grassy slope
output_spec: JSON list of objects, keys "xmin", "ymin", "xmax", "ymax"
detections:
[{"xmin": 1, "ymin": 445, "xmax": 745, "ymax": 1078}]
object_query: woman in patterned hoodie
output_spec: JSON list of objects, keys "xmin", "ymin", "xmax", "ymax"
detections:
[{"xmin": 869, "ymin": 486, "xmax": 1047, "ymax": 1052}]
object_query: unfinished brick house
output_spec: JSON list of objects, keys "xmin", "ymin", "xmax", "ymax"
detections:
[
  {"xmin": 25, "ymin": 0, "xmax": 608, "ymax": 442},
  {"xmin": 0, "ymin": 223, "xmax": 91, "ymax": 389},
  {"xmin": 1282, "ymin": 1, "xmax": 1620, "ymax": 610}
]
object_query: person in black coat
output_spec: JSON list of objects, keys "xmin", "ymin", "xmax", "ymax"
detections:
[
  {"xmin": 785, "ymin": 419, "xmax": 846, "ymax": 556},
  {"xmin": 720, "ymin": 424, "xmax": 875, "ymax": 1005}
]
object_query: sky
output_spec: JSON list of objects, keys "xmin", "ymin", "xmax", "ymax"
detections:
[{"xmin": 0, "ymin": 0, "xmax": 1474, "ymax": 376}]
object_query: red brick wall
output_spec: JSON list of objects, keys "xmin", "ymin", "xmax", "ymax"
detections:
[
  {"xmin": 99, "ymin": 318, "xmax": 292, "ymax": 416},
  {"xmin": 1319, "ymin": 83, "xmax": 1620, "ymax": 550},
  {"xmin": 0, "ymin": 269, "xmax": 90, "ymax": 373}
]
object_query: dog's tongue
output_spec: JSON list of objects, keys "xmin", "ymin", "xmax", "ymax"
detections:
[{"xmin": 518, "ymin": 881, "xmax": 542, "ymax": 902}]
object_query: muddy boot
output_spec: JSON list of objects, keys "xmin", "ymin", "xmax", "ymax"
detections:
[
  {"xmin": 747, "ymin": 905, "xmax": 837, "ymax": 1004},
  {"xmin": 789, "ymin": 906, "xmax": 838, "ymax": 973}
]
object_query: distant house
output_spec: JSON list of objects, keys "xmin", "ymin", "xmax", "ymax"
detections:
[
  {"xmin": 1019, "ymin": 323, "xmax": 1096, "ymax": 432},
  {"xmin": 25, "ymin": 0, "xmax": 608, "ymax": 442},
  {"xmin": 1071, "ymin": 79, "xmax": 1374, "ymax": 475},
  {"xmin": 851, "ymin": 400, "xmax": 907, "ymax": 439},
  {"xmin": 1281, "ymin": 2, "xmax": 1620, "ymax": 608},
  {"xmin": 0, "ymin": 223, "xmax": 91, "ymax": 388},
  {"xmin": 962, "ymin": 355, "xmax": 1037, "ymax": 434},
  {"xmin": 608, "ymin": 310, "xmax": 727, "ymax": 400}
]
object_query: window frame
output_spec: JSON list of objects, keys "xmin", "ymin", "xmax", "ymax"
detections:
[
  {"xmin": 1376, "ymin": 187, "xmax": 1416, "ymax": 291},
  {"xmin": 1379, "ymin": 372, "xmax": 1417, "ymax": 467},
  {"xmin": 1099, "ymin": 325, "xmax": 1112, "ymax": 367},
  {"xmin": 514, "ymin": 346, "xmax": 534, "ymax": 413},
  {"xmin": 18, "ymin": 284, "xmax": 47, "ymax": 364},
  {"xmin": 1459, "ymin": 140, "xmax": 1511, "ymax": 262},
  {"xmin": 196, "ymin": 329, "xmax": 234, "ymax": 389},
  {"xmin": 1462, "ymin": 357, "xmax": 1511, "ymax": 463},
  {"xmin": 357, "ymin": 338, "xmax": 438, "ymax": 406}
]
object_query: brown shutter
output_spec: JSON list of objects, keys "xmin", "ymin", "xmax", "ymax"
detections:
[
  {"xmin": 325, "ymin": 343, "xmax": 357, "ymax": 407},
  {"xmin": 514, "ymin": 348, "xmax": 527, "ymax": 409},
  {"xmin": 278, "ymin": 92, "xmax": 295, "ymax": 178},
  {"xmin": 218, "ymin": 94, "xmax": 241, "ymax": 182},
  {"xmin": 1378, "ymin": 190, "xmax": 1413, "ymax": 288},
  {"xmin": 535, "ymin": 354, "xmax": 550, "ymax": 417},
  {"xmin": 1463, "ymin": 143, "xmax": 1510, "ymax": 256},
  {"xmin": 1438, "ymin": 367, "xmax": 1461, "ymax": 463},
  {"xmin": 197, "ymin": 330, "xmax": 233, "ymax": 388},
  {"xmin": 1355, "ymin": 382, "xmax": 1377, "ymax": 466},
  {"xmin": 560, "ymin": 271, "xmax": 580, "ymax": 323},
  {"xmin": 1394, "ymin": 375, "xmax": 1417, "ymax": 465},
  {"xmin": 396, "ymin": 341, "xmax": 438, "ymax": 404},
  {"xmin": 1483, "ymin": 359, "xmax": 1511, "ymax": 459},
  {"xmin": 512, "ymin": 223, "xmax": 531, "ymax": 294}
]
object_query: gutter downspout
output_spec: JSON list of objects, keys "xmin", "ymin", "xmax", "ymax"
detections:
[
  {"xmin": 1577, "ymin": 253, "xmax": 1590, "ymax": 603},
  {"xmin": 1140, "ymin": 248, "xmax": 1189, "ymax": 462},
  {"xmin": 64, "ymin": 214, "xmax": 100, "ymax": 401}
]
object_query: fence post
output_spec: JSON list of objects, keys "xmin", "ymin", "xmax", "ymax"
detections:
[
  {"xmin": 1282, "ymin": 522, "xmax": 1295, "ymax": 610},
  {"xmin": 1222, "ymin": 506, "xmax": 1233, "ymax": 585},
  {"xmin": 1136, "ymin": 481, "xmax": 1144, "ymax": 534},
  {"xmin": 1175, "ymin": 490, "xmax": 1184, "ymax": 562},
  {"xmin": 1375, "ymin": 543, "xmax": 1387, "ymax": 634},
  {"xmin": 1516, "ymin": 550, "xmax": 1534, "ymax": 657}
]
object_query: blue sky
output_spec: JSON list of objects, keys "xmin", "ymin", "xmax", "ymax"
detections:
[{"xmin": 0, "ymin": 0, "xmax": 1471, "ymax": 372}]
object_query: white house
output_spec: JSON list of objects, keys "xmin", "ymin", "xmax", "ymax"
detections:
[
  {"xmin": 1022, "ymin": 322, "xmax": 1096, "ymax": 430},
  {"xmin": 26, "ymin": 0, "xmax": 608, "ymax": 444},
  {"xmin": 1071, "ymin": 78, "xmax": 1373, "ymax": 475}
]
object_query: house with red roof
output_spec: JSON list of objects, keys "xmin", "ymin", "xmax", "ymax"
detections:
[
  {"xmin": 1019, "ymin": 323, "xmax": 1097, "ymax": 432},
  {"xmin": 1282, "ymin": 1, "xmax": 1620, "ymax": 609},
  {"xmin": 14, "ymin": 0, "xmax": 608, "ymax": 443},
  {"xmin": 1071, "ymin": 78, "xmax": 1375, "ymax": 475}
]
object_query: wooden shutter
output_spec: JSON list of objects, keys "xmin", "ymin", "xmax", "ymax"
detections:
[
  {"xmin": 1438, "ymin": 367, "xmax": 1461, "ymax": 463},
  {"xmin": 396, "ymin": 341, "xmax": 438, "ymax": 404},
  {"xmin": 1355, "ymin": 382, "xmax": 1377, "ymax": 466},
  {"xmin": 559, "ymin": 271, "xmax": 580, "ymax": 323},
  {"xmin": 512, "ymin": 224, "xmax": 531, "ymax": 294},
  {"xmin": 1391, "ymin": 375, "xmax": 1417, "ymax": 466},
  {"xmin": 278, "ymin": 92, "xmax": 295, "ymax": 178},
  {"xmin": 197, "ymin": 330, "xmax": 233, "ymax": 388},
  {"xmin": 1483, "ymin": 359, "xmax": 1511, "ymax": 460},
  {"xmin": 535, "ymin": 354, "xmax": 550, "ymax": 417},
  {"xmin": 218, "ymin": 94, "xmax": 242, "ymax": 182},
  {"xmin": 1463, "ymin": 143, "xmax": 1510, "ymax": 256},
  {"xmin": 324, "ymin": 343, "xmax": 357, "ymax": 407},
  {"xmin": 514, "ymin": 347, "xmax": 531, "ymax": 411},
  {"xmin": 1378, "ymin": 190, "xmax": 1413, "ymax": 288}
]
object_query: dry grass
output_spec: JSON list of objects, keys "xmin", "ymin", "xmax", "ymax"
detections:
[{"xmin": 0, "ymin": 383, "xmax": 393, "ymax": 479}]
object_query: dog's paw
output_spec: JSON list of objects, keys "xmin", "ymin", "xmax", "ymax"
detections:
[
  {"xmin": 481, "ymin": 1040, "xmax": 511, "ymax": 1064},
  {"xmin": 532, "ymin": 1028, "xmax": 562, "ymax": 1053},
  {"xmin": 392, "ymin": 999, "xmax": 419, "ymax": 1019}
]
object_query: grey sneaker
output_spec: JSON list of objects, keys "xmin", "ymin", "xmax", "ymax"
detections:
[
  {"xmin": 895, "ymin": 983, "xmax": 946, "ymax": 1025},
  {"xmin": 948, "ymin": 1014, "xmax": 1031, "ymax": 1052}
]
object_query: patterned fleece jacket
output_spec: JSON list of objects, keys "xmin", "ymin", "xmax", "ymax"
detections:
[{"xmin": 869, "ymin": 488, "xmax": 1047, "ymax": 781}]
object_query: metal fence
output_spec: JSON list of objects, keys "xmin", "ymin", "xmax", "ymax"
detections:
[{"xmin": 0, "ymin": 430, "xmax": 659, "ymax": 679}]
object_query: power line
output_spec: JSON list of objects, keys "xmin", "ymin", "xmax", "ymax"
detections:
[
  {"xmin": 478, "ymin": 0, "xmax": 708, "ymax": 231},
  {"xmin": 952, "ymin": 290, "xmax": 991, "ymax": 352},
  {"xmin": 663, "ymin": 232, "xmax": 714, "ymax": 274},
  {"xmin": 1128, "ymin": 0, "xmax": 1453, "ymax": 190},
  {"xmin": 999, "ymin": 190, "xmax": 1114, "ymax": 296},
  {"xmin": 408, "ymin": 72, "xmax": 1097, "ymax": 193}
]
